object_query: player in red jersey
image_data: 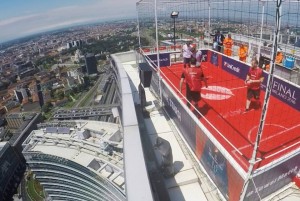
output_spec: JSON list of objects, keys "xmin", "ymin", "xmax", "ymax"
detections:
[
  {"xmin": 244, "ymin": 59, "xmax": 264, "ymax": 112},
  {"xmin": 180, "ymin": 57, "xmax": 208, "ymax": 110}
]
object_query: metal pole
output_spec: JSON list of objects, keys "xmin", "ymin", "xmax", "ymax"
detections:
[
  {"xmin": 173, "ymin": 18, "xmax": 176, "ymax": 50},
  {"xmin": 208, "ymin": 1, "xmax": 211, "ymax": 33},
  {"xmin": 136, "ymin": 3, "xmax": 141, "ymax": 49},
  {"xmin": 239, "ymin": 1, "xmax": 282, "ymax": 200},
  {"xmin": 136, "ymin": 2, "xmax": 142, "ymax": 65},
  {"xmin": 258, "ymin": 1, "xmax": 265, "ymax": 60},
  {"xmin": 208, "ymin": 1, "xmax": 211, "ymax": 49},
  {"xmin": 154, "ymin": 0, "xmax": 162, "ymax": 104}
]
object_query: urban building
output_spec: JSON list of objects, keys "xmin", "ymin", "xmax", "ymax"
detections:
[
  {"xmin": 85, "ymin": 53, "xmax": 98, "ymax": 75},
  {"xmin": 22, "ymin": 120, "xmax": 125, "ymax": 201},
  {"xmin": 18, "ymin": 68, "xmax": 37, "ymax": 79},
  {"xmin": 14, "ymin": 89, "xmax": 24, "ymax": 104},
  {"xmin": 66, "ymin": 42, "xmax": 73, "ymax": 49},
  {"xmin": 5, "ymin": 113, "xmax": 28, "ymax": 129},
  {"xmin": 5, "ymin": 112, "xmax": 43, "ymax": 153},
  {"xmin": 72, "ymin": 40, "xmax": 83, "ymax": 47},
  {"xmin": 0, "ymin": 142, "xmax": 26, "ymax": 201},
  {"xmin": 71, "ymin": 49, "xmax": 83, "ymax": 63},
  {"xmin": 51, "ymin": 106, "xmax": 115, "ymax": 121},
  {"xmin": 66, "ymin": 40, "xmax": 82, "ymax": 49},
  {"xmin": 14, "ymin": 61, "xmax": 34, "ymax": 75},
  {"xmin": 28, "ymin": 79, "xmax": 44, "ymax": 107},
  {"xmin": 67, "ymin": 68, "xmax": 81, "ymax": 77},
  {"xmin": 81, "ymin": 65, "xmax": 87, "ymax": 74}
]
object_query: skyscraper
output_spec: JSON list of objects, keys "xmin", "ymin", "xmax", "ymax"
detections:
[
  {"xmin": 85, "ymin": 53, "xmax": 98, "ymax": 75},
  {"xmin": 0, "ymin": 142, "xmax": 26, "ymax": 201}
]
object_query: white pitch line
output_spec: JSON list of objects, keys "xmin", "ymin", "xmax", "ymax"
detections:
[
  {"xmin": 247, "ymin": 124, "xmax": 289, "ymax": 141},
  {"xmin": 230, "ymin": 85, "xmax": 247, "ymax": 91},
  {"xmin": 265, "ymin": 141, "xmax": 300, "ymax": 159},
  {"xmin": 264, "ymin": 124, "xmax": 300, "ymax": 141},
  {"xmin": 237, "ymin": 124, "xmax": 299, "ymax": 155}
]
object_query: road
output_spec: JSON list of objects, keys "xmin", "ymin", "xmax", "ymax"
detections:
[{"xmin": 73, "ymin": 75, "xmax": 103, "ymax": 108}]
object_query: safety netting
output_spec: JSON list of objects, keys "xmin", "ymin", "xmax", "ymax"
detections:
[{"xmin": 136, "ymin": 1, "xmax": 300, "ymax": 200}]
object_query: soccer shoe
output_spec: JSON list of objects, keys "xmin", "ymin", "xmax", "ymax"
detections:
[{"xmin": 241, "ymin": 108, "xmax": 251, "ymax": 114}]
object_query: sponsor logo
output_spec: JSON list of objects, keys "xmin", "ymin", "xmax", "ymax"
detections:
[
  {"xmin": 246, "ymin": 166, "xmax": 299, "ymax": 198},
  {"xmin": 188, "ymin": 72, "xmax": 197, "ymax": 75},
  {"xmin": 201, "ymin": 86, "xmax": 234, "ymax": 100},
  {"xmin": 151, "ymin": 57, "xmax": 169, "ymax": 63},
  {"xmin": 224, "ymin": 61, "xmax": 240, "ymax": 73},
  {"xmin": 155, "ymin": 58, "xmax": 169, "ymax": 62},
  {"xmin": 272, "ymin": 80, "xmax": 297, "ymax": 105},
  {"xmin": 169, "ymin": 98, "xmax": 182, "ymax": 122},
  {"xmin": 162, "ymin": 91, "xmax": 182, "ymax": 121}
]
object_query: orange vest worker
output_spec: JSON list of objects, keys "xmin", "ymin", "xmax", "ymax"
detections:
[
  {"xmin": 223, "ymin": 34, "xmax": 233, "ymax": 56},
  {"xmin": 239, "ymin": 44, "xmax": 248, "ymax": 62},
  {"xmin": 275, "ymin": 51, "xmax": 283, "ymax": 64},
  {"xmin": 265, "ymin": 64, "xmax": 270, "ymax": 71}
]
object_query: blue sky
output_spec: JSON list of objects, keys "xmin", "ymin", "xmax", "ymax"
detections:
[{"xmin": 0, "ymin": 0, "xmax": 137, "ymax": 43}]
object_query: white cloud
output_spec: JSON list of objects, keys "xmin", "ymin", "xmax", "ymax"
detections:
[
  {"xmin": 0, "ymin": 0, "xmax": 137, "ymax": 42},
  {"xmin": 22, "ymin": 17, "xmax": 101, "ymax": 35},
  {"xmin": 0, "ymin": 14, "xmax": 38, "ymax": 26}
]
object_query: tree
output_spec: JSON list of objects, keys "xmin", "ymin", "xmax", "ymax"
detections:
[
  {"xmin": 55, "ymin": 90, "xmax": 65, "ymax": 99},
  {"xmin": 83, "ymin": 76, "xmax": 91, "ymax": 87},
  {"xmin": 71, "ymin": 86, "xmax": 78, "ymax": 94},
  {"xmin": 42, "ymin": 102, "xmax": 53, "ymax": 113},
  {"xmin": 99, "ymin": 54, "xmax": 107, "ymax": 60},
  {"xmin": 50, "ymin": 89, "xmax": 55, "ymax": 98},
  {"xmin": 77, "ymin": 84, "xmax": 84, "ymax": 92}
]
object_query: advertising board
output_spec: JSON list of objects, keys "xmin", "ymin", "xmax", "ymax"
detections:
[
  {"xmin": 147, "ymin": 53, "xmax": 171, "ymax": 67},
  {"xmin": 160, "ymin": 80, "xmax": 245, "ymax": 200},
  {"xmin": 220, "ymin": 53, "xmax": 300, "ymax": 111}
]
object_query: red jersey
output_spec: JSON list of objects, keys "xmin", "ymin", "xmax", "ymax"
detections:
[
  {"xmin": 183, "ymin": 67, "xmax": 204, "ymax": 91},
  {"xmin": 247, "ymin": 67, "xmax": 263, "ymax": 90}
]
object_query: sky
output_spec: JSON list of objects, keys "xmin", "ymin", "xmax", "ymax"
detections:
[{"xmin": 0, "ymin": 0, "xmax": 137, "ymax": 43}]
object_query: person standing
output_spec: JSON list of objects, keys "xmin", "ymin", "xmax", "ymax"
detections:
[
  {"xmin": 263, "ymin": 48, "xmax": 283, "ymax": 71},
  {"xmin": 211, "ymin": 30, "xmax": 225, "ymax": 53},
  {"xmin": 244, "ymin": 59, "xmax": 264, "ymax": 112},
  {"xmin": 193, "ymin": 48, "xmax": 204, "ymax": 67},
  {"xmin": 182, "ymin": 41, "xmax": 193, "ymax": 68},
  {"xmin": 223, "ymin": 34, "xmax": 234, "ymax": 56},
  {"xmin": 275, "ymin": 48, "xmax": 284, "ymax": 64},
  {"xmin": 238, "ymin": 43, "xmax": 248, "ymax": 62},
  {"xmin": 179, "ymin": 58, "xmax": 208, "ymax": 110}
]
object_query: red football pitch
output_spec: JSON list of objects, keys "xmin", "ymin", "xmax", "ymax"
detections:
[{"xmin": 161, "ymin": 62, "xmax": 300, "ymax": 171}]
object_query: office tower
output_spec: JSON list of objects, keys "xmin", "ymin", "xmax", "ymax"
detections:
[
  {"xmin": 85, "ymin": 53, "xmax": 98, "ymax": 75},
  {"xmin": 35, "ymin": 80, "xmax": 44, "ymax": 107},
  {"xmin": 66, "ymin": 42, "xmax": 73, "ymax": 49},
  {"xmin": 0, "ymin": 142, "xmax": 25, "ymax": 201}
]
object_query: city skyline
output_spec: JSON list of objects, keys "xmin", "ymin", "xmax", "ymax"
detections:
[{"xmin": 0, "ymin": 0, "xmax": 137, "ymax": 43}]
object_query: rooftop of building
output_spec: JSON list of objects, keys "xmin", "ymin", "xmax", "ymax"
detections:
[
  {"xmin": 113, "ymin": 52, "xmax": 219, "ymax": 201},
  {"xmin": 22, "ymin": 119, "xmax": 125, "ymax": 193},
  {"xmin": 112, "ymin": 50, "xmax": 300, "ymax": 201},
  {"xmin": 6, "ymin": 112, "xmax": 35, "ymax": 120},
  {"xmin": 0, "ymin": 141, "xmax": 8, "ymax": 151}
]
